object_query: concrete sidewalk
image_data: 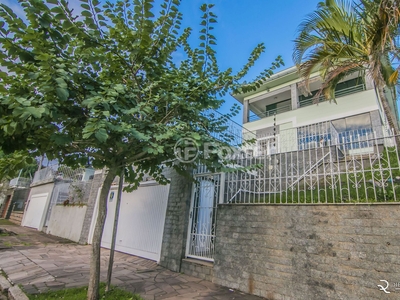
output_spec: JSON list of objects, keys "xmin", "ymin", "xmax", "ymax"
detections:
[{"xmin": 0, "ymin": 224, "xmax": 262, "ymax": 300}]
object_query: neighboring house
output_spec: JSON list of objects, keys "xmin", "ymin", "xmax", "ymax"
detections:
[
  {"xmin": 21, "ymin": 164, "xmax": 94, "ymax": 236},
  {"xmin": 0, "ymin": 177, "xmax": 31, "ymax": 224}
]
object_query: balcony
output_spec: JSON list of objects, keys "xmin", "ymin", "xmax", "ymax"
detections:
[
  {"xmin": 249, "ymin": 103, "xmax": 292, "ymax": 122},
  {"xmin": 245, "ymin": 75, "xmax": 366, "ymax": 123}
]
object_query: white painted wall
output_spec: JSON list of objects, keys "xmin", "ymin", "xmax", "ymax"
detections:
[
  {"xmin": 46, "ymin": 205, "xmax": 87, "ymax": 242},
  {"xmin": 244, "ymin": 89, "xmax": 379, "ymax": 132}
]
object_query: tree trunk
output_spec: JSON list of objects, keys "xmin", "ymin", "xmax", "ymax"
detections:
[
  {"xmin": 105, "ymin": 169, "xmax": 124, "ymax": 292},
  {"xmin": 377, "ymin": 86, "xmax": 400, "ymax": 136},
  {"xmin": 87, "ymin": 168, "xmax": 118, "ymax": 300}
]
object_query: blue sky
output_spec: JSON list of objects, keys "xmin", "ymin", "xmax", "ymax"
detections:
[
  {"xmin": 175, "ymin": 0, "xmax": 321, "ymax": 123},
  {"xmin": 2, "ymin": 0, "xmax": 322, "ymax": 124}
]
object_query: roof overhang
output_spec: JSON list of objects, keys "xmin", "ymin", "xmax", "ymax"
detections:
[{"xmin": 232, "ymin": 66, "xmax": 299, "ymax": 104}]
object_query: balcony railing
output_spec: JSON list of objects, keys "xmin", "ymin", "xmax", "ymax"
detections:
[
  {"xmin": 203, "ymin": 109, "xmax": 255, "ymax": 147},
  {"xmin": 249, "ymin": 104, "xmax": 292, "ymax": 122},
  {"xmin": 299, "ymin": 83, "xmax": 365, "ymax": 108}
]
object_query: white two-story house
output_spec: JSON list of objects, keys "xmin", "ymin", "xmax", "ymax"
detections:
[{"xmin": 233, "ymin": 66, "xmax": 399, "ymax": 156}]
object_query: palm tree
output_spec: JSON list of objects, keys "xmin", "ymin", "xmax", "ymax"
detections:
[{"xmin": 293, "ymin": 0, "xmax": 400, "ymax": 134}]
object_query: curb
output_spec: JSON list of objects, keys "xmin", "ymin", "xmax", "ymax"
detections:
[
  {"xmin": 0, "ymin": 269, "xmax": 29, "ymax": 300},
  {"xmin": 8, "ymin": 286, "xmax": 29, "ymax": 300}
]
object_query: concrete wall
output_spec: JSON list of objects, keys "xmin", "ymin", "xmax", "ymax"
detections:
[
  {"xmin": 158, "ymin": 169, "xmax": 192, "ymax": 272},
  {"xmin": 214, "ymin": 204, "xmax": 400, "ymax": 300},
  {"xmin": 47, "ymin": 205, "xmax": 87, "ymax": 242}
]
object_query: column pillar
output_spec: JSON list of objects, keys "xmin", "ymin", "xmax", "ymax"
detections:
[
  {"xmin": 243, "ymin": 100, "xmax": 249, "ymax": 124},
  {"xmin": 291, "ymin": 84, "xmax": 299, "ymax": 110},
  {"xmin": 365, "ymin": 73, "xmax": 374, "ymax": 90}
]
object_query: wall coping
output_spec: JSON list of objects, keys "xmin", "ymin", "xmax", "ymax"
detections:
[{"xmin": 218, "ymin": 202, "xmax": 400, "ymax": 207}]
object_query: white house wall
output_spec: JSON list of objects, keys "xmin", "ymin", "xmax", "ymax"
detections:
[{"xmin": 244, "ymin": 89, "xmax": 379, "ymax": 132}]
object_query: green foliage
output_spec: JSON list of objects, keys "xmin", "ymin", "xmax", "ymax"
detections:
[
  {"xmin": 0, "ymin": 150, "xmax": 37, "ymax": 179},
  {"xmin": 293, "ymin": 0, "xmax": 399, "ymax": 99},
  {"xmin": 0, "ymin": 0, "xmax": 283, "ymax": 186}
]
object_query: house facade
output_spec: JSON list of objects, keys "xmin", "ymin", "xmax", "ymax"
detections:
[
  {"xmin": 157, "ymin": 67, "xmax": 400, "ymax": 299},
  {"xmin": 21, "ymin": 164, "xmax": 94, "ymax": 235},
  {"xmin": 234, "ymin": 66, "xmax": 399, "ymax": 157}
]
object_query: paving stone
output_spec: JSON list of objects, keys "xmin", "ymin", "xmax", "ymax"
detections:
[
  {"xmin": 0, "ymin": 225, "xmax": 262, "ymax": 300},
  {"xmin": 0, "ymin": 276, "xmax": 11, "ymax": 292}
]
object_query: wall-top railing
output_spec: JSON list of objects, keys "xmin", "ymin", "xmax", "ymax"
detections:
[
  {"xmin": 9, "ymin": 177, "xmax": 31, "ymax": 188},
  {"xmin": 32, "ymin": 164, "xmax": 94, "ymax": 185}
]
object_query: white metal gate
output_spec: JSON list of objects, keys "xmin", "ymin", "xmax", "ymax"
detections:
[
  {"xmin": 22, "ymin": 193, "xmax": 49, "ymax": 229},
  {"xmin": 90, "ymin": 181, "xmax": 170, "ymax": 262},
  {"xmin": 186, "ymin": 173, "xmax": 222, "ymax": 261}
]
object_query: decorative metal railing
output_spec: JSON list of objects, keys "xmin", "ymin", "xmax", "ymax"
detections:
[
  {"xmin": 223, "ymin": 131, "xmax": 399, "ymax": 204},
  {"xmin": 186, "ymin": 172, "xmax": 221, "ymax": 261}
]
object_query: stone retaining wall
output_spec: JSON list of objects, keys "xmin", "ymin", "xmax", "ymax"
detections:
[
  {"xmin": 214, "ymin": 204, "xmax": 400, "ymax": 300},
  {"xmin": 159, "ymin": 169, "xmax": 192, "ymax": 272},
  {"xmin": 181, "ymin": 259, "xmax": 213, "ymax": 281}
]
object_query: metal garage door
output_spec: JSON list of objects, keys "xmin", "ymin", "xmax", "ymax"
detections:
[
  {"xmin": 22, "ymin": 193, "xmax": 49, "ymax": 229},
  {"xmin": 91, "ymin": 182, "xmax": 169, "ymax": 262}
]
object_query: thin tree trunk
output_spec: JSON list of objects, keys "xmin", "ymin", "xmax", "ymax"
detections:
[
  {"xmin": 105, "ymin": 169, "xmax": 124, "ymax": 292},
  {"xmin": 87, "ymin": 168, "xmax": 118, "ymax": 300}
]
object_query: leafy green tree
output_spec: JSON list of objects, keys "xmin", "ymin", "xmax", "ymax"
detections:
[
  {"xmin": 293, "ymin": 0, "xmax": 400, "ymax": 133},
  {"xmin": 0, "ymin": 0, "xmax": 282, "ymax": 299},
  {"xmin": 0, "ymin": 150, "xmax": 37, "ymax": 180}
]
